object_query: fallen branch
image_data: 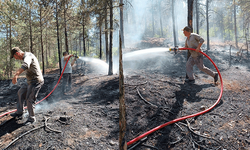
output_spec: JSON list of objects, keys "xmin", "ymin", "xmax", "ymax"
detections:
[
  {"xmin": 186, "ymin": 120, "xmax": 236, "ymax": 150},
  {"xmin": 4, "ymin": 117, "xmax": 62, "ymax": 150},
  {"xmin": 189, "ymin": 134, "xmax": 210, "ymax": 150},
  {"xmin": 136, "ymin": 88, "xmax": 173, "ymax": 114},
  {"xmin": 44, "ymin": 117, "xmax": 62, "ymax": 133},
  {"xmin": 141, "ymin": 143, "xmax": 159, "ymax": 150},
  {"xmin": 125, "ymin": 81, "xmax": 147, "ymax": 87},
  {"xmin": 3, "ymin": 125, "xmax": 44, "ymax": 150},
  {"xmin": 169, "ymin": 136, "xmax": 184, "ymax": 145}
]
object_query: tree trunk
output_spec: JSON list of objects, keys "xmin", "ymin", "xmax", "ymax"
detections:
[
  {"xmin": 172, "ymin": 0, "xmax": 177, "ymax": 46},
  {"xmin": 100, "ymin": 26, "xmax": 102, "ymax": 59},
  {"xmin": 46, "ymin": 22, "xmax": 48, "ymax": 67},
  {"xmin": 83, "ymin": 24, "xmax": 86, "ymax": 56},
  {"xmin": 108, "ymin": 0, "xmax": 113, "ymax": 75},
  {"xmin": 79, "ymin": 33, "xmax": 82, "ymax": 56},
  {"xmin": 186, "ymin": 0, "xmax": 194, "ymax": 79},
  {"xmin": 152, "ymin": 0, "xmax": 155, "ymax": 37},
  {"xmin": 187, "ymin": 0, "xmax": 193, "ymax": 59},
  {"xmin": 29, "ymin": 1, "xmax": 33, "ymax": 53},
  {"xmin": 196, "ymin": 0, "xmax": 199, "ymax": 34},
  {"xmin": 159, "ymin": 0, "xmax": 163, "ymax": 37},
  {"xmin": 105, "ymin": 1, "xmax": 109, "ymax": 63},
  {"xmin": 233, "ymin": 0, "xmax": 238, "ymax": 48},
  {"xmin": 206, "ymin": 0, "xmax": 210, "ymax": 50},
  {"xmin": 56, "ymin": 0, "xmax": 62, "ymax": 74},
  {"xmin": 120, "ymin": 0, "xmax": 125, "ymax": 48},
  {"xmin": 64, "ymin": 1, "xmax": 69, "ymax": 53},
  {"xmin": 40, "ymin": 5, "xmax": 45, "ymax": 75},
  {"xmin": 9, "ymin": 19, "xmax": 13, "ymax": 78},
  {"xmin": 118, "ymin": 31, "xmax": 126, "ymax": 150}
]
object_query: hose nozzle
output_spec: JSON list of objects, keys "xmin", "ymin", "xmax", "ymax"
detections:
[
  {"xmin": 74, "ymin": 55, "xmax": 79, "ymax": 59},
  {"xmin": 169, "ymin": 46, "xmax": 179, "ymax": 54}
]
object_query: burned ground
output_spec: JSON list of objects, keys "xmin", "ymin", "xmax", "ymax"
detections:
[{"xmin": 0, "ymin": 44, "xmax": 250, "ymax": 150}]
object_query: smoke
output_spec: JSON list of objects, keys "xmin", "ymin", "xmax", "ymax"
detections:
[{"xmin": 123, "ymin": 0, "xmax": 187, "ymax": 48}]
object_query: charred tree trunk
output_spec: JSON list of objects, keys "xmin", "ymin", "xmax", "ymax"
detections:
[{"xmin": 108, "ymin": 0, "xmax": 113, "ymax": 75}]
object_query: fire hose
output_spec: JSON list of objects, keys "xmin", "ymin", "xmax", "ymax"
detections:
[
  {"xmin": 0, "ymin": 55, "xmax": 76, "ymax": 118},
  {"xmin": 127, "ymin": 47, "xmax": 223, "ymax": 147}
]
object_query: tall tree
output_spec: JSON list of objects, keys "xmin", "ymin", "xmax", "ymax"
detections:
[
  {"xmin": 206, "ymin": 0, "xmax": 210, "ymax": 50},
  {"xmin": 172, "ymin": 0, "xmax": 177, "ymax": 46},
  {"xmin": 195, "ymin": 0, "xmax": 199, "ymax": 34},
  {"xmin": 105, "ymin": 0, "xmax": 109, "ymax": 63},
  {"xmin": 64, "ymin": 0, "xmax": 69, "ymax": 53},
  {"xmin": 120, "ymin": 0, "xmax": 125, "ymax": 48},
  {"xmin": 108, "ymin": 0, "xmax": 113, "ymax": 75},
  {"xmin": 39, "ymin": 2, "xmax": 45, "ymax": 75},
  {"xmin": 158, "ymin": 0, "xmax": 163, "ymax": 37},
  {"xmin": 28, "ymin": 0, "xmax": 33, "ymax": 53},
  {"xmin": 233, "ymin": 0, "xmax": 238, "ymax": 48},
  {"xmin": 56, "ymin": 0, "xmax": 62, "ymax": 74},
  {"xmin": 187, "ymin": 0, "xmax": 194, "ymax": 61},
  {"xmin": 118, "ymin": 31, "xmax": 126, "ymax": 150}
]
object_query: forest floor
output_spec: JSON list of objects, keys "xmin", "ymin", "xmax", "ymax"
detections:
[{"xmin": 0, "ymin": 43, "xmax": 250, "ymax": 150}]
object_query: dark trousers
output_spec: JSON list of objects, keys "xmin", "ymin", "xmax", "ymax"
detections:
[
  {"xmin": 17, "ymin": 81, "xmax": 44, "ymax": 118},
  {"xmin": 62, "ymin": 73, "xmax": 72, "ymax": 93}
]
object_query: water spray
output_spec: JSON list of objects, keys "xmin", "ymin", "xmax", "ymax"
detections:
[{"xmin": 127, "ymin": 47, "xmax": 223, "ymax": 147}]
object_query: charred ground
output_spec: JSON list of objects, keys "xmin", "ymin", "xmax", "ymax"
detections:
[{"xmin": 0, "ymin": 44, "xmax": 250, "ymax": 150}]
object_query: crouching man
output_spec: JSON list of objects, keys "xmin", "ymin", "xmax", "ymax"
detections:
[{"xmin": 10, "ymin": 47, "xmax": 44, "ymax": 125}]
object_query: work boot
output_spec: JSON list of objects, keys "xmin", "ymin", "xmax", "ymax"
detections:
[
  {"xmin": 10, "ymin": 112, "xmax": 23, "ymax": 119},
  {"xmin": 185, "ymin": 79, "xmax": 195, "ymax": 84},
  {"xmin": 214, "ymin": 73, "xmax": 218, "ymax": 83},
  {"xmin": 24, "ymin": 117, "xmax": 36, "ymax": 126}
]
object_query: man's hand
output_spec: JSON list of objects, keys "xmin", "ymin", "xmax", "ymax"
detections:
[
  {"xmin": 12, "ymin": 75, "xmax": 18, "ymax": 84},
  {"xmin": 195, "ymin": 47, "xmax": 200, "ymax": 52},
  {"xmin": 12, "ymin": 68, "xmax": 24, "ymax": 84}
]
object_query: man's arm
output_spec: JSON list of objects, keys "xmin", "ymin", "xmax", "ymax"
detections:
[
  {"xmin": 196, "ymin": 42, "xmax": 203, "ymax": 52},
  {"xmin": 12, "ymin": 68, "xmax": 25, "ymax": 84},
  {"xmin": 71, "ymin": 58, "xmax": 77, "ymax": 66},
  {"xmin": 64, "ymin": 54, "xmax": 74, "ymax": 61}
]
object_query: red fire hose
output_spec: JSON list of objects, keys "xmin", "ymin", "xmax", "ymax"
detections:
[
  {"xmin": 127, "ymin": 47, "xmax": 223, "ymax": 146},
  {"xmin": 0, "ymin": 56, "xmax": 72, "ymax": 118}
]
